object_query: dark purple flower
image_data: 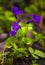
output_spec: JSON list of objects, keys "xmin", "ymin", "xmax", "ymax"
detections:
[
  {"xmin": 12, "ymin": 22, "xmax": 20, "ymax": 31},
  {"xmin": 33, "ymin": 14, "xmax": 41, "ymax": 23},
  {"xmin": 12, "ymin": 7, "xmax": 24, "ymax": 15},
  {"xmin": 12, "ymin": 22, "xmax": 18, "ymax": 28},
  {"xmin": 10, "ymin": 21, "xmax": 21, "ymax": 36},
  {"xmin": 14, "ymin": 10, "xmax": 24, "ymax": 15},
  {"xmin": 14, "ymin": 11, "xmax": 19, "ymax": 15},
  {"xmin": 10, "ymin": 30, "xmax": 16, "ymax": 36},
  {"xmin": 12, "ymin": 7, "xmax": 18, "ymax": 13},
  {"xmin": 13, "ymin": 25, "xmax": 20, "ymax": 31},
  {"xmin": 18, "ymin": 10, "xmax": 24, "ymax": 15}
]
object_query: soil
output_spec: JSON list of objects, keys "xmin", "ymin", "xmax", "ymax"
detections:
[{"xmin": 13, "ymin": 56, "xmax": 45, "ymax": 65}]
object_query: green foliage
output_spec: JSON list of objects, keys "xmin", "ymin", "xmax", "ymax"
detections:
[
  {"xmin": 33, "ymin": 31, "xmax": 44, "ymax": 40},
  {"xmin": 6, "ymin": 37, "xmax": 16, "ymax": 48},
  {"xmin": 4, "ymin": 11, "xmax": 16, "ymax": 21},
  {"xmin": 24, "ymin": 0, "xmax": 45, "ymax": 16},
  {"xmin": 33, "ymin": 31, "xmax": 45, "ymax": 50},
  {"xmin": 0, "ymin": 52, "xmax": 3, "ymax": 60},
  {"xmin": 32, "ymin": 54, "xmax": 39, "ymax": 59},
  {"xmin": 32, "ymin": 60, "xmax": 38, "ymax": 65},
  {"xmin": 34, "ymin": 50, "xmax": 45, "ymax": 58},
  {"xmin": 34, "ymin": 0, "xmax": 45, "ymax": 16},
  {"xmin": 28, "ymin": 47, "xmax": 45, "ymax": 59},
  {"xmin": 0, "ymin": 7, "xmax": 16, "ymax": 32},
  {"xmin": 24, "ymin": 4, "xmax": 38, "ymax": 14},
  {"xmin": 28, "ymin": 47, "xmax": 34, "ymax": 54},
  {"xmin": 39, "ymin": 39, "xmax": 45, "ymax": 50},
  {"xmin": 22, "ymin": 37, "xmax": 34, "ymax": 45},
  {"xmin": 5, "ymin": 21, "xmax": 45, "ymax": 60},
  {"xmin": 5, "ymin": 15, "xmax": 45, "ymax": 60},
  {"xmin": 28, "ymin": 47, "xmax": 39, "ymax": 59},
  {"xmin": 16, "ymin": 23, "xmax": 33, "ymax": 38},
  {"xmin": 5, "ymin": 23, "xmax": 34, "ymax": 59},
  {"xmin": 34, "ymin": 0, "xmax": 45, "ymax": 9}
]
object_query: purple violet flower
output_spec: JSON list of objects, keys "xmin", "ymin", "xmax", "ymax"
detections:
[
  {"xmin": 12, "ymin": 7, "xmax": 18, "ymax": 13},
  {"xmin": 18, "ymin": 10, "xmax": 24, "ymax": 15},
  {"xmin": 33, "ymin": 14, "xmax": 41, "ymax": 23},
  {"xmin": 10, "ymin": 30, "xmax": 16, "ymax": 36},
  {"xmin": 10, "ymin": 21, "xmax": 20, "ymax": 36},
  {"xmin": 12, "ymin": 7, "xmax": 24, "ymax": 15},
  {"xmin": 12, "ymin": 22, "xmax": 20, "ymax": 31},
  {"xmin": 14, "ymin": 11, "xmax": 19, "ymax": 15}
]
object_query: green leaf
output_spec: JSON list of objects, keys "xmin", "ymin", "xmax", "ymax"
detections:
[
  {"xmin": 16, "ymin": 29, "xmax": 25, "ymax": 38},
  {"xmin": 24, "ymin": 52, "xmax": 29, "ymax": 57},
  {"xmin": 16, "ymin": 53, "xmax": 23, "ymax": 58},
  {"xmin": 18, "ymin": 48, "xmax": 26, "ymax": 52},
  {"xmin": 18, "ymin": 48, "xmax": 28, "ymax": 57},
  {"xmin": 22, "ymin": 37, "xmax": 33, "ymax": 45},
  {"xmin": 27, "ymin": 23, "xmax": 33, "ymax": 32},
  {"xmin": 12, "ymin": 43, "xmax": 18, "ymax": 50},
  {"xmin": 6, "ymin": 37, "xmax": 16, "ymax": 48},
  {"xmin": 21, "ymin": 27, "xmax": 27, "ymax": 34},
  {"xmin": 34, "ymin": 50, "xmax": 45, "ymax": 58},
  {"xmin": 28, "ymin": 47, "xmax": 34, "ymax": 54},
  {"xmin": 4, "ymin": 11, "xmax": 16, "ymax": 21},
  {"xmin": 6, "ymin": 17, "xmax": 16, "ymax": 21},
  {"xmin": 5, "ymin": 11, "xmax": 13, "ymax": 16},
  {"xmin": 19, "ymin": 22, "xmax": 26, "ymax": 27},
  {"xmin": 32, "ymin": 54, "xmax": 39, "ymax": 59},
  {"xmin": 28, "ymin": 47, "xmax": 39, "ymax": 59},
  {"xmin": 18, "ymin": 23, "xmax": 33, "ymax": 36},
  {"xmin": 33, "ymin": 31, "xmax": 44, "ymax": 39},
  {"xmin": 32, "ymin": 60, "xmax": 38, "ymax": 65}
]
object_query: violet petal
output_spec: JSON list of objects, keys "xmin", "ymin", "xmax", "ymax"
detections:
[
  {"xmin": 12, "ymin": 7, "xmax": 18, "ymax": 12},
  {"xmin": 33, "ymin": 14, "xmax": 41, "ymax": 23},
  {"xmin": 10, "ymin": 30, "xmax": 16, "ymax": 36}
]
